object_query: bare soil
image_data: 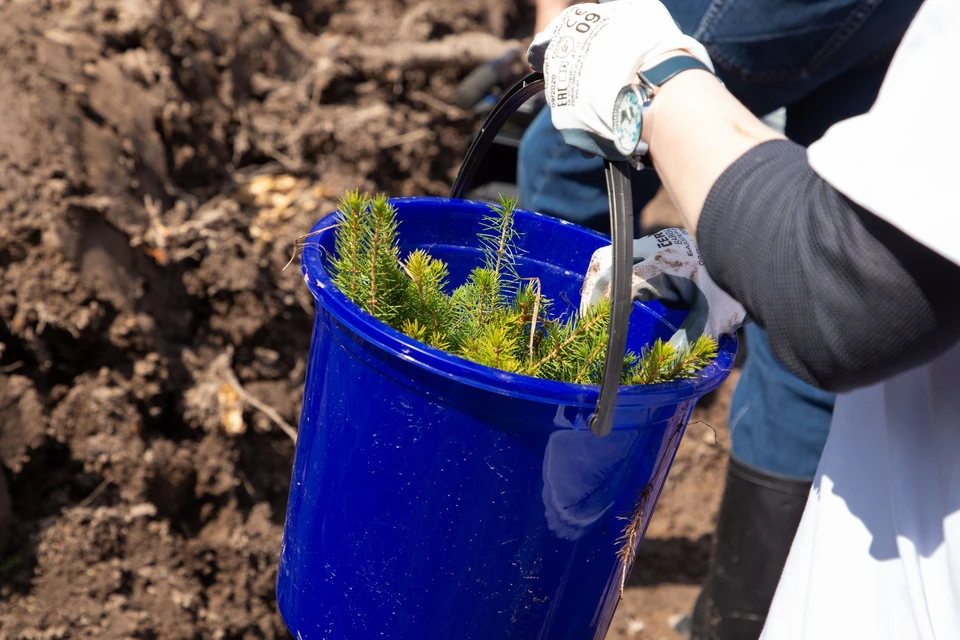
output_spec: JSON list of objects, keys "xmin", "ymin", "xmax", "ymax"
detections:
[{"xmin": 0, "ymin": 1, "xmax": 733, "ymax": 638}]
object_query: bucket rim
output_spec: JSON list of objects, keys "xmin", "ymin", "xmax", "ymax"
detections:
[{"xmin": 300, "ymin": 197, "xmax": 737, "ymax": 410}]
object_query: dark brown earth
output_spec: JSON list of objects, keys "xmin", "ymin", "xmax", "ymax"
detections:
[{"xmin": 0, "ymin": 1, "xmax": 734, "ymax": 638}]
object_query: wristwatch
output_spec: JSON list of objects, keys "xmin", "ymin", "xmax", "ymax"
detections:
[{"xmin": 612, "ymin": 55, "xmax": 714, "ymax": 165}]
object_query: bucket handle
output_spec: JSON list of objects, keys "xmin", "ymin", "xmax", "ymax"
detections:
[{"xmin": 450, "ymin": 73, "xmax": 634, "ymax": 438}]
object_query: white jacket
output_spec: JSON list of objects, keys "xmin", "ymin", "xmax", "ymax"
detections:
[{"xmin": 762, "ymin": 0, "xmax": 960, "ymax": 637}]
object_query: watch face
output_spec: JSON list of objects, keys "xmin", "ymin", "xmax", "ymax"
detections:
[{"xmin": 612, "ymin": 85, "xmax": 644, "ymax": 156}]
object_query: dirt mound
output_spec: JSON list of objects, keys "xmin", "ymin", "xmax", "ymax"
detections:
[{"xmin": 0, "ymin": 0, "xmax": 529, "ymax": 636}]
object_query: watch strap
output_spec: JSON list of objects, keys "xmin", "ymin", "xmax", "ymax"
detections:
[{"xmin": 638, "ymin": 55, "xmax": 712, "ymax": 90}]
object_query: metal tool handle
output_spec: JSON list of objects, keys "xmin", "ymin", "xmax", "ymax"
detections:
[{"xmin": 450, "ymin": 73, "xmax": 634, "ymax": 438}]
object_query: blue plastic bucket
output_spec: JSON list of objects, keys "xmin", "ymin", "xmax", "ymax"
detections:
[{"xmin": 278, "ymin": 197, "xmax": 736, "ymax": 639}]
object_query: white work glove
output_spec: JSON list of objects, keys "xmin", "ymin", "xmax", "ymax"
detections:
[
  {"xmin": 527, "ymin": 0, "xmax": 713, "ymax": 160},
  {"xmin": 581, "ymin": 228, "xmax": 746, "ymax": 344}
]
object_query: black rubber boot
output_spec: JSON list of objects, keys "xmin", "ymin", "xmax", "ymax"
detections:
[{"xmin": 690, "ymin": 455, "xmax": 812, "ymax": 640}]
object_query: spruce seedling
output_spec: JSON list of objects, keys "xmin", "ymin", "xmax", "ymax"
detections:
[
  {"xmin": 327, "ymin": 191, "xmax": 719, "ymax": 386},
  {"xmin": 330, "ymin": 190, "xmax": 366, "ymax": 304},
  {"xmin": 526, "ymin": 298, "xmax": 610, "ymax": 383},
  {"xmin": 623, "ymin": 335, "xmax": 719, "ymax": 385},
  {"xmin": 363, "ymin": 194, "xmax": 407, "ymax": 325},
  {"xmin": 479, "ymin": 194, "xmax": 523, "ymax": 292},
  {"xmin": 401, "ymin": 249, "xmax": 454, "ymax": 349},
  {"xmin": 330, "ymin": 192, "xmax": 407, "ymax": 326}
]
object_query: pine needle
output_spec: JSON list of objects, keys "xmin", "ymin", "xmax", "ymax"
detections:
[
  {"xmin": 615, "ymin": 484, "xmax": 651, "ymax": 598},
  {"xmin": 523, "ymin": 278, "xmax": 542, "ymax": 363}
]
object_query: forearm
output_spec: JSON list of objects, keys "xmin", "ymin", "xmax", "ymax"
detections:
[
  {"xmin": 698, "ymin": 140, "xmax": 960, "ymax": 392},
  {"xmin": 642, "ymin": 64, "xmax": 783, "ymax": 234},
  {"xmin": 643, "ymin": 63, "xmax": 960, "ymax": 390}
]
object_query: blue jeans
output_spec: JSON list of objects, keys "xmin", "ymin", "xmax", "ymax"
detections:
[{"xmin": 517, "ymin": 0, "xmax": 923, "ymax": 480}]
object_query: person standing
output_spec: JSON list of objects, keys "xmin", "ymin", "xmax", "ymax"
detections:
[
  {"xmin": 528, "ymin": 0, "xmax": 960, "ymax": 637},
  {"xmin": 518, "ymin": 1, "xmax": 923, "ymax": 637}
]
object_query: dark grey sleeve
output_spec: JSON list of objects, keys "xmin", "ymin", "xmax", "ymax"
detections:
[{"xmin": 697, "ymin": 139, "xmax": 960, "ymax": 393}]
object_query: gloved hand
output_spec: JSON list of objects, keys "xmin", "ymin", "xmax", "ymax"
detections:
[
  {"xmin": 527, "ymin": 0, "xmax": 713, "ymax": 160},
  {"xmin": 580, "ymin": 228, "xmax": 747, "ymax": 344}
]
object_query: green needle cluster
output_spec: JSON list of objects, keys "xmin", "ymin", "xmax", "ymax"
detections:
[{"xmin": 328, "ymin": 191, "xmax": 718, "ymax": 385}]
